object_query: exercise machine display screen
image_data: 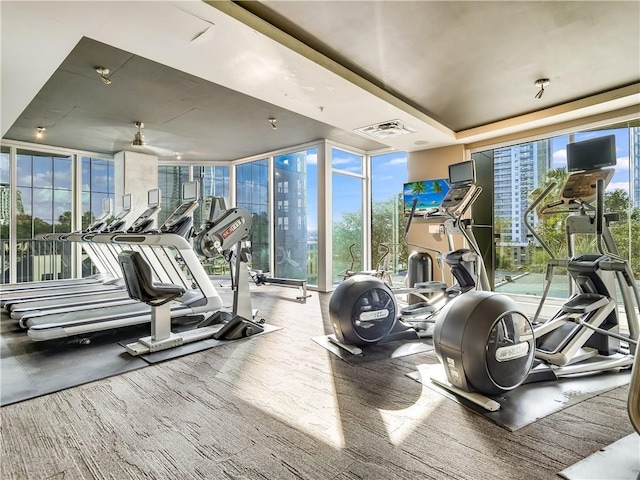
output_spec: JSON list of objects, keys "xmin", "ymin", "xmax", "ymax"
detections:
[
  {"xmin": 148, "ymin": 189, "xmax": 160, "ymax": 207},
  {"xmin": 122, "ymin": 193, "xmax": 132, "ymax": 211},
  {"xmin": 567, "ymin": 135, "xmax": 616, "ymax": 172},
  {"xmin": 448, "ymin": 160, "xmax": 475, "ymax": 186},
  {"xmin": 182, "ymin": 181, "xmax": 199, "ymax": 202},
  {"xmin": 101, "ymin": 198, "xmax": 112, "ymax": 215}
]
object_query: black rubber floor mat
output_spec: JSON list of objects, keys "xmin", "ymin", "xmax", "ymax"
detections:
[
  {"xmin": 312, "ymin": 334, "xmax": 434, "ymax": 364},
  {"xmin": 408, "ymin": 361, "xmax": 631, "ymax": 431},
  {"xmin": 1, "ymin": 318, "xmax": 149, "ymax": 406}
]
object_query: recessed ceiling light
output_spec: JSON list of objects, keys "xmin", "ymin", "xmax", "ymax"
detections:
[{"xmin": 36, "ymin": 126, "xmax": 46, "ymax": 138}]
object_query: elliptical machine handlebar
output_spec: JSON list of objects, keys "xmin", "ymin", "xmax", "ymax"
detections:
[{"xmin": 523, "ymin": 181, "xmax": 558, "ymax": 259}]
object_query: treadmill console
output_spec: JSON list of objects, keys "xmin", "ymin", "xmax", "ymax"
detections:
[{"xmin": 127, "ymin": 189, "xmax": 161, "ymax": 233}]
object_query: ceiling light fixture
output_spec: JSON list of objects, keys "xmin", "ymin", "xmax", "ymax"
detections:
[
  {"xmin": 534, "ymin": 78, "xmax": 549, "ymax": 99},
  {"xmin": 36, "ymin": 126, "xmax": 46, "ymax": 138},
  {"xmin": 95, "ymin": 66, "xmax": 112, "ymax": 85},
  {"xmin": 175, "ymin": 152, "xmax": 182, "ymax": 160},
  {"xmin": 131, "ymin": 121, "xmax": 145, "ymax": 147},
  {"xmin": 268, "ymin": 117, "xmax": 277, "ymax": 130}
]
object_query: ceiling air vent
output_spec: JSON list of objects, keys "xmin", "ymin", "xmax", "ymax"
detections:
[{"xmin": 354, "ymin": 120, "xmax": 416, "ymax": 139}]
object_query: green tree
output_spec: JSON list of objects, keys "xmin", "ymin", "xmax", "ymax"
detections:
[
  {"xmin": 527, "ymin": 169, "xmax": 640, "ymax": 277},
  {"xmin": 333, "ymin": 193, "xmax": 407, "ymax": 282}
]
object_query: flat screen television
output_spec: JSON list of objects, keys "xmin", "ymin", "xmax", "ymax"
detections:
[
  {"xmin": 448, "ymin": 160, "xmax": 475, "ymax": 185},
  {"xmin": 403, "ymin": 179, "xmax": 450, "ymax": 216},
  {"xmin": 567, "ymin": 135, "xmax": 616, "ymax": 172}
]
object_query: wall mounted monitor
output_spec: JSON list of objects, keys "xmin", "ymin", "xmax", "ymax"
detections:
[
  {"xmin": 181, "ymin": 181, "xmax": 199, "ymax": 202},
  {"xmin": 147, "ymin": 188, "xmax": 161, "ymax": 207},
  {"xmin": 567, "ymin": 134, "xmax": 617, "ymax": 172},
  {"xmin": 122, "ymin": 193, "xmax": 132, "ymax": 211},
  {"xmin": 403, "ymin": 179, "xmax": 450, "ymax": 216},
  {"xmin": 448, "ymin": 160, "xmax": 475, "ymax": 186}
]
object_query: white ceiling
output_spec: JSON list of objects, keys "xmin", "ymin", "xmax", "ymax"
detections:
[{"xmin": 1, "ymin": 1, "xmax": 639, "ymax": 162}]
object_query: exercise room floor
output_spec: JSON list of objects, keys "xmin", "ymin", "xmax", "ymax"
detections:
[{"xmin": 1, "ymin": 284, "xmax": 636, "ymax": 480}]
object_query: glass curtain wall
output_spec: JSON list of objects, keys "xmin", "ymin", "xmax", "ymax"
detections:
[
  {"xmin": 370, "ymin": 151, "xmax": 407, "ymax": 285},
  {"xmin": 236, "ymin": 159, "xmax": 270, "ymax": 272},
  {"xmin": 331, "ymin": 147, "xmax": 364, "ymax": 283},
  {"xmin": 81, "ymin": 156, "xmax": 115, "ymax": 276},
  {"xmin": 81, "ymin": 156, "xmax": 115, "ymax": 229},
  {"xmin": 1, "ymin": 146, "xmax": 10, "ymax": 283},
  {"xmin": 477, "ymin": 122, "xmax": 639, "ymax": 308},
  {"xmin": 194, "ymin": 164, "xmax": 230, "ymax": 276},
  {"xmin": 274, "ymin": 148, "xmax": 318, "ymax": 283},
  {"xmin": 157, "ymin": 165, "xmax": 190, "ymax": 227},
  {"xmin": 193, "ymin": 165, "xmax": 230, "ymax": 228},
  {"xmin": 15, "ymin": 150, "xmax": 74, "ymax": 282}
]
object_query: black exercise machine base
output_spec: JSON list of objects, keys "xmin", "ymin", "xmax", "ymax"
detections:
[
  {"xmin": 408, "ymin": 362, "xmax": 631, "ymax": 431},
  {"xmin": 312, "ymin": 334, "xmax": 434, "ymax": 365}
]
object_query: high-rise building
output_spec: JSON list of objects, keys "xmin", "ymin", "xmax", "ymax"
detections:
[
  {"xmin": 274, "ymin": 152, "xmax": 308, "ymax": 280},
  {"xmin": 493, "ymin": 139, "xmax": 552, "ymax": 266}
]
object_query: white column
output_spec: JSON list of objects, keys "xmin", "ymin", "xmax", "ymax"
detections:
[{"xmin": 114, "ymin": 150, "xmax": 158, "ymax": 215}]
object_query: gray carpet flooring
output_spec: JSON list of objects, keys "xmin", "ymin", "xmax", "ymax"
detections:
[{"xmin": 1, "ymin": 285, "xmax": 637, "ymax": 480}]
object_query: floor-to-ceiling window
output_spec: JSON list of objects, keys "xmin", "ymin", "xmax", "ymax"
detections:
[
  {"xmin": 331, "ymin": 147, "xmax": 364, "ymax": 283},
  {"xmin": 194, "ymin": 164, "xmax": 230, "ymax": 275},
  {"xmin": 237, "ymin": 159, "xmax": 269, "ymax": 272},
  {"xmin": 81, "ymin": 156, "xmax": 115, "ymax": 229},
  {"xmin": 14, "ymin": 150, "xmax": 74, "ymax": 282},
  {"xmin": 1, "ymin": 143, "xmax": 114, "ymax": 284},
  {"xmin": 274, "ymin": 148, "xmax": 318, "ymax": 283},
  {"xmin": 1, "ymin": 146, "xmax": 10, "ymax": 283},
  {"xmin": 194, "ymin": 165, "xmax": 230, "ymax": 228},
  {"xmin": 81, "ymin": 156, "xmax": 115, "ymax": 275},
  {"xmin": 157, "ymin": 165, "xmax": 190, "ymax": 227},
  {"xmin": 371, "ymin": 151, "xmax": 407, "ymax": 285},
  {"xmin": 476, "ymin": 122, "xmax": 639, "ymax": 313}
]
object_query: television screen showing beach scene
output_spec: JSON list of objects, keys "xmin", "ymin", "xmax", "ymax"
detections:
[{"xmin": 403, "ymin": 179, "xmax": 450, "ymax": 216}]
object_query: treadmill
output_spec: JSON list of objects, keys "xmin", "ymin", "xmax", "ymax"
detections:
[
  {"xmin": 0, "ymin": 198, "xmax": 125, "ymax": 308},
  {"xmin": 0, "ymin": 198, "xmax": 117, "ymax": 296},
  {"xmin": 9, "ymin": 189, "xmax": 168, "ymax": 318},
  {"xmin": 20, "ymin": 181, "xmax": 224, "ymax": 341}
]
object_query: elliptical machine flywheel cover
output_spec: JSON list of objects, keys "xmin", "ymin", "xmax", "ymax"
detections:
[
  {"xmin": 433, "ymin": 291, "xmax": 535, "ymax": 395},
  {"xmin": 329, "ymin": 275, "xmax": 397, "ymax": 346}
]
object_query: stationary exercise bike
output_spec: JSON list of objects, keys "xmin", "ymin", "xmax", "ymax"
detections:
[
  {"xmin": 431, "ymin": 159, "xmax": 640, "ymax": 410},
  {"xmin": 329, "ymin": 160, "xmax": 489, "ymax": 353}
]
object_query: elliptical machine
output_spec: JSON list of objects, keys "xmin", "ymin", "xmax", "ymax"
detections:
[
  {"xmin": 328, "ymin": 160, "xmax": 489, "ymax": 354},
  {"xmin": 431, "ymin": 158, "xmax": 640, "ymax": 410}
]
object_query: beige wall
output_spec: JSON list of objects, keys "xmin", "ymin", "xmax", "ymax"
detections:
[{"xmin": 407, "ymin": 145, "xmax": 465, "ymax": 283}]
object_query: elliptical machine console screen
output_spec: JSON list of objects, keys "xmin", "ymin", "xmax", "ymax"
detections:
[{"xmin": 441, "ymin": 160, "xmax": 477, "ymax": 211}]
